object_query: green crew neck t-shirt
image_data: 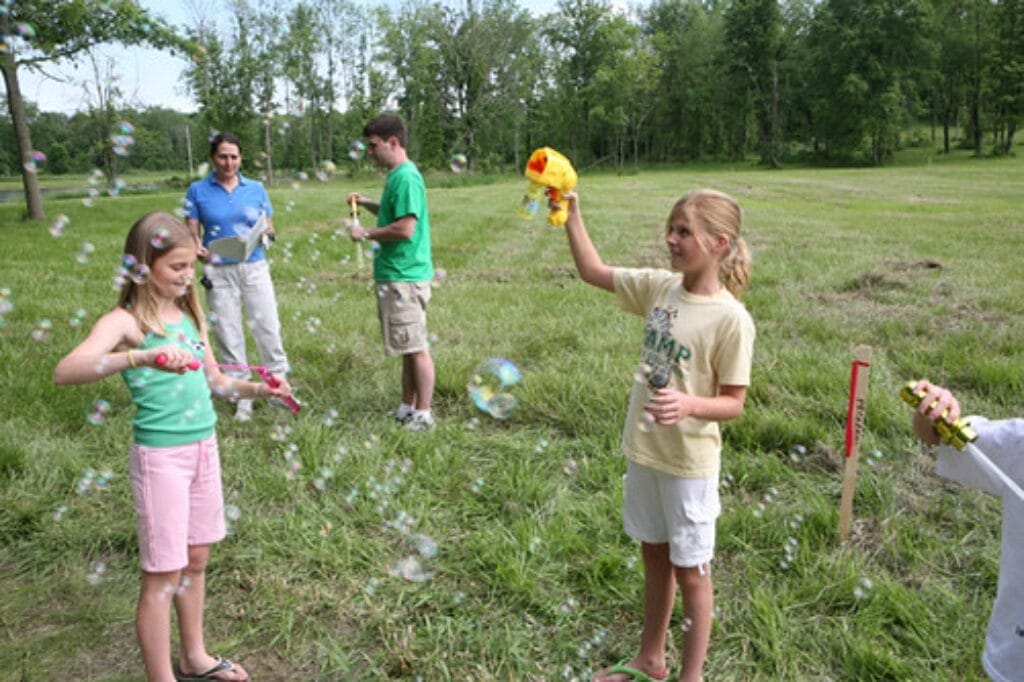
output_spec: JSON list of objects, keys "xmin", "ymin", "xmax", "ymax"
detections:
[{"xmin": 373, "ymin": 160, "xmax": 434, "ymax": 282}]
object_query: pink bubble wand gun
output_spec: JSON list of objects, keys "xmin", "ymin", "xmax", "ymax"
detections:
[{"xmin": 217, "ymin": 363, "xmax": 301, "ymax": 414}]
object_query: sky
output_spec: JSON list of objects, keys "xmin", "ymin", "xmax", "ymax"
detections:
[{"xmin": 16, "ymin": 0, "xmax": 595, "ymax": 116}]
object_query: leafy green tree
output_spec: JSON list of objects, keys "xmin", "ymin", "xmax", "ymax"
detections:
[
  {"xmin": 806, "ymin": 0, "xmax": 931, "ymax": 163},
  {"xmin": 989, "ymin": 0, "xmax": 1023, "ymax": 154},
  {"xmin": 642, "ymin": 0, "xmax": 726, "ymax": 161},
  {"xmin": 378, "ymin": 1, "xmax": 447, "ymax": 167},
  {"xmin": 0, "ymin": 0, "xmax": 186, "ymax": 219},
  {"xmin": 724, "ymin": 0, "xmax": 784, "ymax": 167}
]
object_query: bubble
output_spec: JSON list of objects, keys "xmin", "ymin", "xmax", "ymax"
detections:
[
  {"xmin": 470, "ymin": 477, "xmax": 485, "ymax": 494},
  {"xmin": 116, "ymin": 121, "xmax": 135, "ymax": 135},
  {"xmin": 88, "ymin": 168, "xmax": 104, "ymax": 186},
  {"xmin": 853, "ymin": 576, "xmax": 874, "ymax": 600},
  {"xmin": 49, "ymin": 214, "xmax": 69, "ymax": 237},
  {"xmin": 85, "ymin": 561, "xmax": 107, "ymax": 585},
  {"xmin": 175, "ymin": 576, "xmax": 193, "ymax": 596},
  {"xmin": 74, "ymin": 242, "xmax": 95, "ymax": 264},
  {"xmin": 789, "ymin": 443, "xmax": 808, "ymax": 464},
  {"xmin": 129, "ymin": 264, "xmax": 150, "ymax": 284},
  {"xmin": 324, "ymin": 408, "xmax": 339, "ymax": 427},
  {"xmin": 24, "ymin": 149, "xmax": 46, "ymax": 173},
  {"xmin": 108, "ymin": 177, "xmax": 127, "ymax": 197},
  {"xmin": 224, "ymin": 504, "xmax": 241, "ymax": 522},
  {"xmin": 13, "ymin": 22, "xmax": 36, "ymax": 40},
  {"xmin": 150, "ymin": 227, "xmax": 171, "ymax": 249},
  {"xmin": 52, "ymin": 504, "xmax": 68, "ymax": 522},
  {"xmin": 432, "ymin": 268, "xmax": 448, "ymax": 286},
  {"xmin": 637, "ymin": 411, "xmax": 656, "ymax": 433},
  {"xmin": 393, "ymin": 555, "xmax": 433, "ymax": 582},
  {"xmin": 412, "ymin": 533, "xmax": 438, "ymax": 559},
  {"xmin": 563, "ymin": 458, "xmax": 578, "ymax": 475},
  {"xmin": 347, "ymin": 139, "xmax": 366, "ymax": 161},
  {"xmin": 86, "ymin": 398, "xmax": 111, "ymax": 425},
  {"xmin": 866, "ymin": 448, "xmax": 885, "ymax": 468},
  {"xmin": 196, "ymin": 162, "xmax": 210, "ymax": 177},
  {"xmin": 449, "ymin": 152, "xmax": 468, "ymax": 173},
  {"xmin": 467, "ymin": 358, "xmax": 522, "ymax": 419},
  {"xmin": 30, "ymin": 318, "xmax": 52, "ymax": 342},
  {"xmin": 528, "ymin": 535, "xmax": 542, "ymax": 553},
  {"xmin": 559, "ymin": 597, "xmax": 578, "ymax": 614},
  {"xmin": 680, "ymin": 616, "xmax": 694, "ymax": 632}
]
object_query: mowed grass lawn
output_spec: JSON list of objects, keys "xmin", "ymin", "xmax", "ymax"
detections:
[{"xmin": 2, "ymin": 149, "xmax": 1023, "ymax": 680}]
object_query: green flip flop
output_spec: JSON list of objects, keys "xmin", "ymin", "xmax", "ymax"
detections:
[{"xmin": 601, "ymin": 658, "xmax": 667, "ymax": 682}]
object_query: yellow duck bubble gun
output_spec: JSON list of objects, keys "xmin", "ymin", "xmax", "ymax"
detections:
[{"xmin": 517, "ymin": 147, "xmax": 577, "ymax": 227}]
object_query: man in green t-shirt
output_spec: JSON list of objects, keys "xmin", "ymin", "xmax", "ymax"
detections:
[{"xmin": 348, "ymin": 113, "xmax": 436, "ymax": 431}]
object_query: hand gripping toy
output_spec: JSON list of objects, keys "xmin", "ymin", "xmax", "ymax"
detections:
[
  {"xmin": 517, "ymin": 147, "xmax": 577, "ymax": 227},
  {"xmin": 219, "ymin": 363, "xmax": 301, "ymax": 414},
  {"xmin": 899, "ymin": 380, "xmax": 1023, "ymax": 503},
  {"xmin": 155, "ymin": 352, "xmax": 202, "ymax": 371}
]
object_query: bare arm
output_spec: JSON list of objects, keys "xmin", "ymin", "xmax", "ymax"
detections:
[
  {"xmin": 53, "ymin": 309, "xmax": 137, "ymax": 384},
  {"xmin": 563, "ymin": 192, "xmax": 614, "ymax": 292},
  {"xmin": 351, "ymin": 214, "xmax": 416, "ymax": 242},
  {"xmin": 348, "ymin": 192, "xmax": 380, "ymax": 216},
  {"xmin": 200, "ymin": 326, "xmax": 293, "ymax": 401},
  {"xmin": 647, "ymin": 384, "xmax": 748, "ymax": 425}
]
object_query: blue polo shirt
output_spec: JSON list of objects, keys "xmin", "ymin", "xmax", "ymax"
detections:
[{"xmin": 185, "ymin": 173, "xmax": 274, "ymax": 264}]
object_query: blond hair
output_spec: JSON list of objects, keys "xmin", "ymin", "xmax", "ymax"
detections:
[
  {"xmin": 667, "ymin": 188, "xmax": 751, "ymax": 297},
  {"xmin": 117, "ymin": 212, "xmax": 205, "ymax": 337}
]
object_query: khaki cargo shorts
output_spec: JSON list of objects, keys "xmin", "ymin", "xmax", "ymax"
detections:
[{"xmin": 376, "ymin": 281, "xmax": 432, "ymax": 356}]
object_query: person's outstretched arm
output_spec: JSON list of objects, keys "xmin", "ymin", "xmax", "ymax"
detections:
[{"xmin": 563, "ymin": 192, "xmax": 614, "ymax": 292}]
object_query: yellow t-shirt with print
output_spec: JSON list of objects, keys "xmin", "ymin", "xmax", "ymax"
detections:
[{"xmin": 615, "ymin": 268, "xmax": 755, "ymax": 478}]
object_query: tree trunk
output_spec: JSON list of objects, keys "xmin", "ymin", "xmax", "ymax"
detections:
[{"xmin": 1, "ymin": 54, "xmax": 44, "ymax": 220}]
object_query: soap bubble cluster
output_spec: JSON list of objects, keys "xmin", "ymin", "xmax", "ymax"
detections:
[
  {"xmin": 76, "ymin": 467, "xmax": 114, "ymax": 495},
  {"xmin": 30, "ymin": 318, "xmax": 52, "ymax": 342},
  {"xmin": 110, "ymin": 121, "xmax": 136, "ymax": 156},
  {"xmin": 49, "ymin": 214, "xmax": 70, "ymax": 237},
  {"xmin": 467, "ymin": 358, "xmax": 522, "ymax": 419},
  {"xmin": 86, "ymin": 398, "xmax": 111, "ymax": 425}
]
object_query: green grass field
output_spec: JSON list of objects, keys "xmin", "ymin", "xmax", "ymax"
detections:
[{"xmin": 2, "ymin": 148, "xmax": 1022, "ymax": 681}]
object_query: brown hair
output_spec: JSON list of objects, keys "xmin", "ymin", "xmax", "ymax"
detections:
[
  {"xmin": 363, "ymin": 113, "xmax": 408, "ymax": 148},
  {"xmin": 117, "ymin": 212, "xmax": 205, "ymax": 337},
  {"xmin": 667, "ymin": 189, "xmax": 751, "ymax": 297}
]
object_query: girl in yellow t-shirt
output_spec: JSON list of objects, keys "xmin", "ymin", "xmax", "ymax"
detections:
[{"xmin": 563, "ymin": 189, "xmax": 754, "ymax": 682}]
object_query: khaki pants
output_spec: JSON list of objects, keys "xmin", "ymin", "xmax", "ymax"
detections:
[{"xmin": 205, "ymin": 260, "xmax": 289, "ymax": 379}]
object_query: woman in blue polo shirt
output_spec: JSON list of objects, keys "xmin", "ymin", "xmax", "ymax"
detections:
[{"xmin": 185, "ymin": 132, "xmax": 290, "ymax": 421}]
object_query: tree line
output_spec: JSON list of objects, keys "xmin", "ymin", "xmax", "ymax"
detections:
[{"xmin": 2, "ymin": 0, "xmax": 1022, "ymax": 211}]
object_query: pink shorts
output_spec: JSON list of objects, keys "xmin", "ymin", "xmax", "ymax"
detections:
[{"xmin": 130, "ymin": 435, "xmax": 226, "ymax": 573}]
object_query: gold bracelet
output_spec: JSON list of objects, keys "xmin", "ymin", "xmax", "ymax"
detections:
[{"xmin": 127, "ymin": 350, "xmax": 137, "ymax": 368}]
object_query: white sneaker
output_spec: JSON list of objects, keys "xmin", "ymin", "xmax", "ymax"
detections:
[
  {"xmin": 235, "ymin": 399, "xmax": 254, "ymax": 422},
  {"xmin": 403, "ymin": 412, "xmax": 435, "ymax": 432},
  {"xmin": 391, "ymin": 404, "xmax": 415, "ymax": 422}
]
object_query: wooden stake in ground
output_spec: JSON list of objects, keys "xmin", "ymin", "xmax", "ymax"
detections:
[{"xmin": 839, "ymin": 345, "xmax": 871, "ymax": 541}]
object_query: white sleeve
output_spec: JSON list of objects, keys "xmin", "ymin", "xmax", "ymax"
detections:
[{"xmin": 936, "ymin": 417, "xmax": 1024, "ymax": 498}]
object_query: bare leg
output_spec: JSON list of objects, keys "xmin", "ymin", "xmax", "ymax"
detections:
[
  {"xmin": 175, "ymin": 544, "xmax": 247, "ymax": 680},
  {"xmin": 137, "ymin": 570, "xmax": 180, "ymax": 682},
  {"xmin": 403, "ymin": 349, "xmax": 435, "ymax": 411},
  {"xmin": 675, "ymin": 563, "xmax": 713, "ymax": 682},
  {"xmin": 593, "ymin": 542, "xmax": 673, "ymax": 682}
]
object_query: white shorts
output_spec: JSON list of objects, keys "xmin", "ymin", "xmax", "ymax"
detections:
[{"xmin": 622, "ymin": 459, "xmax": 720, "ymax": 568}]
